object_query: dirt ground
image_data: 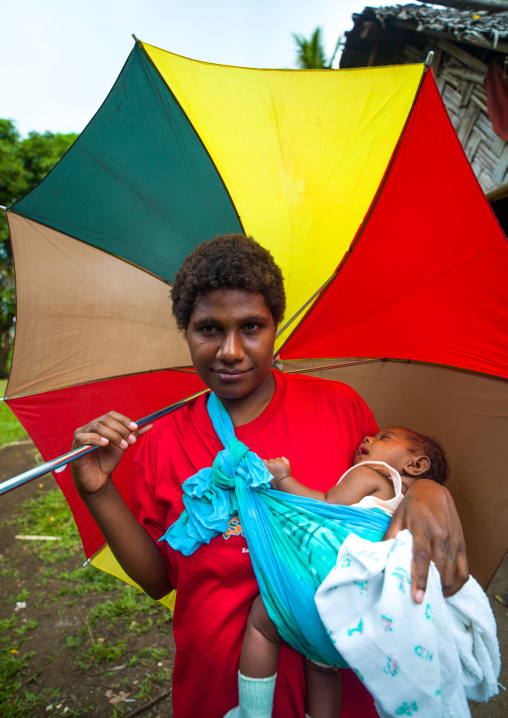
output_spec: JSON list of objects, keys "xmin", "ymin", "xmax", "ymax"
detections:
[
  {"xmin": 0, "ymin": 442, "xmax": 175, "ymax": 718},
  {"xmin": 1, "ymin": 441, "xmax": 506, "ymax": 717}
]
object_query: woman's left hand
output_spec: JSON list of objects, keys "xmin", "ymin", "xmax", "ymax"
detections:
[{"xmin": 384, "ymin": 479, "xmax": 469, "ymax": 603}]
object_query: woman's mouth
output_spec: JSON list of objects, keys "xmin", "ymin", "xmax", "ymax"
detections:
[{"xmin": 214, "ymin": 369, "xmax": 251, "ymax": 382}]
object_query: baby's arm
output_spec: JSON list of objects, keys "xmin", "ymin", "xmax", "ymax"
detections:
[
  {"xmin": 326, "ymin": 464, "xmax": 395, "ymax": 504},
  {"xmin": 264, "ymin": 459, "xmax": 394, "ymax": 505},
  {"xmin": 263, "ymin": 457, "xmax": 330, "ymax": 500}
]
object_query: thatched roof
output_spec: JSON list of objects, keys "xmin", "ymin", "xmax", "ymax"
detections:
[
  {"xmin": 340, "ymin": 3, "xmax": 508, "ymax": 202},
  {"xmin": 354, "ymin": 4, "xmax": 508, "ymax": 52}
]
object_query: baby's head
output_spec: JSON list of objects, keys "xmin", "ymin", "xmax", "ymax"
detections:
[{"xmin": 353, "ymin": 427, "xmax": 449, "ymax": 488}]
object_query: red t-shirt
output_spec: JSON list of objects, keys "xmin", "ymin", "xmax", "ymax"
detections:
[{"xmin": 132, "ymin": 370, "xmax": 379, "ymax": 717}]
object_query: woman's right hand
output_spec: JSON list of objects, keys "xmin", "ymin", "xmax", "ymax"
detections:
[{"xmin": 71, "ymin": 412, "xmax": 152, "ymax": 496}]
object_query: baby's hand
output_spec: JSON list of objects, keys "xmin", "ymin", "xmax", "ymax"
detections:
[{"xmin": 263, "ymin": 457, "xmax": 291, "ymax": 485}]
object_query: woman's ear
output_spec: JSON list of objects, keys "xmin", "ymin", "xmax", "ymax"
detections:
[{"xmin": 405, "ymin": 455, "xmax": 430, "ymax": 477}]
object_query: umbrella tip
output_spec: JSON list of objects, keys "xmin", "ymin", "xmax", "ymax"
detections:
[
  {"xmin": 132, "ymin": 33, "xmax": 140, "ymax": 44},
  {"xmin": 425, "ymin": 51, "xmax": 434, "ymax": 69}
]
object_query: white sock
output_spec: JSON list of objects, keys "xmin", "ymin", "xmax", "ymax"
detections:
[{"xmin": 224, "ymin": 671, "xmax": 276, "ymax": 718}]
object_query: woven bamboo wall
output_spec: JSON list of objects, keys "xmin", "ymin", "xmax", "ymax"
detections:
[{"xmin": 402, "ymin": 40, "xmax": 508, "ymax": 193}]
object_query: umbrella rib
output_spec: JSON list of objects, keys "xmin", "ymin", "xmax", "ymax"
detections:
[
  {"xmin": 275, "ymin": 272, "xmax": 338, "ymax": 340},
  {"xmin": 283, "ymin": 359, "xmax": 382, "ymax": 374},
  {"xmin": 275, "ymin": 66, "xmax": 429, "ymax": 354},
  {"xmin": 8, "ymin": 209, "xmax": 173, "ymax": 285},
  {"xmin": 283, "ymin": 357, "xmax": 508, "ymax": 383},
  {"xmin": 4, "ymin": 365, "xmax": 198, "ymax": 402},
  {"xmin": 137, "ymin": 42, "xmax": 245, "ymax": 232}
]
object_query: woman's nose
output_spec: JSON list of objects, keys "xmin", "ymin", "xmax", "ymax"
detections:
[{"xmin": 217, "ymin": 331, "xmax": 245, "ymax": 361}]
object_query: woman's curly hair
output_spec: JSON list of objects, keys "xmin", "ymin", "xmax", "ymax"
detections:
[
  {"xmin": 411, "ymin": 432, "xmax": 449, "ymax": 485},
  {"xmin": 171, "ymin": 234, "xmax": 286, "ymax": 331}
]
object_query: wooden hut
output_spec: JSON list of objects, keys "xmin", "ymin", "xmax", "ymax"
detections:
[{"xmin": 340, "ymin": 1, "xmax": 508, "ymax": 231}]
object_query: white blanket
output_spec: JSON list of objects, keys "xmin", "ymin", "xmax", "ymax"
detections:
[{"xmin": 315, "ymin": 530, "xmax": 500, "ymax": 718}]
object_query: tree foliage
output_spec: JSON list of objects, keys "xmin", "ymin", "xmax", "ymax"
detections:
[
  {"xmin": 0, "ymin": 120, "xmax": 77, "ymax": 378},
  {"xmin": 293, "ymin": 27, "xmax": 327, "ymax": 69},
  {"xmin": 293, "ymin": 27, "xmax": 342, "ymax": 70},
  {"xmin": 0, "ymin": 120, "xmax": 77, "ymax": 266}
]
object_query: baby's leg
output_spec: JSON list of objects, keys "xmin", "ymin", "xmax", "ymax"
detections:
[
  {"xmin": 223, "ymin": 596, "xmax": 282, "ymax": 717},
  {"xmin": 240, "ymin": 594, "xmax": 282, "ymax": 677},
  {"xmin": 304, "ymin": 658, "xmax": 342, "ymax": 718}
]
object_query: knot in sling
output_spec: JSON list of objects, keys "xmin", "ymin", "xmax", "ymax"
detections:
[
  {"xmin": 159, "ymin": 392, "xmax": 272, "ymax": 556},
  {"xmin": 160, "ymin": 391, "xmax": 390, "ymax": 667}
]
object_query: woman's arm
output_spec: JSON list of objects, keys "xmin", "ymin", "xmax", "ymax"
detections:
[
  {"xmin": 71, "ymin": 412, "xmax": 173, "ymax": 599},
  {"xmin": 384, "ymin": 480, "xmax": 468, "ymax": 603}
]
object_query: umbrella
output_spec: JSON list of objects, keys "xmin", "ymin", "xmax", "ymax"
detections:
[{"xmin": 3, "ymin": 40, "xmax": 508, "ymax": 597}]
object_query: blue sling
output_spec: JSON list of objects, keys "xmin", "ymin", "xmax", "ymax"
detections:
[{"xmin": 160, "ymin": 392, "xmax": 390, "ymax": 667}]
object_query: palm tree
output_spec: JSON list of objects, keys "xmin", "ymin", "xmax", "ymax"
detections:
[{"xmin": 293, "ymin": 27, "xmax": 342, "ymax": 69}]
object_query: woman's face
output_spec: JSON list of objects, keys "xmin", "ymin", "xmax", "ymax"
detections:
[{"xmin": 186, "ymin": 288, "xmax": 276, "ymax": 402}]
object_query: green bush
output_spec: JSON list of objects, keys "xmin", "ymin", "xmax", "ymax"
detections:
[{"xmin": 0, "ymin": 379, "xmax": 28, "ymax": 446}]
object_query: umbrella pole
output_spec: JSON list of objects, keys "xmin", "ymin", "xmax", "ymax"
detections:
[{"xmin": 0, "ymin": 389, "xmax": 208, "ymax": 496}]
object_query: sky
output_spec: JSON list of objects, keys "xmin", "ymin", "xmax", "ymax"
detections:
[{"xmin": 0, "ymin": 0, "xmax": 393, "ymax": 137}]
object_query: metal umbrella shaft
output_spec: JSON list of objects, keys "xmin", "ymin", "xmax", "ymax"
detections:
[
  {"xmin": 0, "ymin": 389, "xmax": 208, "ymax": 496},
  {"xmin": 0, "ymin": 272, "xmax": 358, "ymax": 498},
  {"xmin": 0, "ymin": 358, "xmax": 380, "ymax": 496}
]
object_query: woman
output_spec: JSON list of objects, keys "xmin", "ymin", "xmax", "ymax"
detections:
[{"xmin": 71, "ymin": 234, "xmax": 468, "ymax": 718}]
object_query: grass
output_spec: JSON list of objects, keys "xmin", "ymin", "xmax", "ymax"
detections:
[
  {"xmin": 9, "ymin": 488, "xmax": 83, "ymax": 563},
  {"xmin": 0, "ymin": 611, "xmax": 58, "ymax": 717},
  {"xmin": 0, "ymin": 646, "xmax": 61, "ymax": 718},
  {"xmin": 1, "ymin": 486, "xmax": 174, "ymax": 716},
  {"xmin": 0, "ymin": 378, "xmax": 28, "ymax": 446}
]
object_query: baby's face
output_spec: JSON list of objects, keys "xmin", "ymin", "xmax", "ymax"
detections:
[{"xmin": 353, "ymin": 427, "xmax": 419, "ymax": 474}]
